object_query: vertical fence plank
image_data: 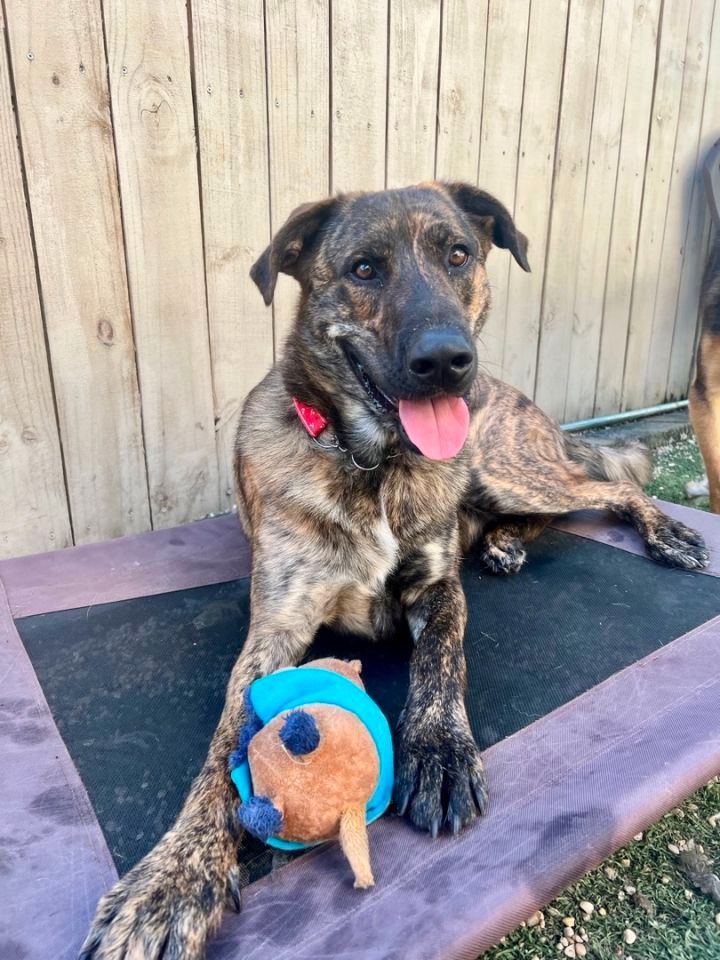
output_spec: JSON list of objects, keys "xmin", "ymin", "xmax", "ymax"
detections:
[
  {"xmin": 4, "ymin": 0, "xmax": 150, "ymax": 544},
  {"xmin": 594, "ymin": 0, "xmax": 661, "ymax": 416},
  {"xmin": 669, "ymin": 206, "xmax": 711, "ymax": 394},
  {"xmin": 386, "ymin": 0, "xmax": 441, "ymax": 188},
  {"xmin": 104, "ymin": 0, "xmax": 219, "ymax": 527},
  {"xmin": 476, "ymin": 0, "xmax": 529, "ymax": 379},
  {"xmin": 644, "ymin": 0, "xmax": 715, "ymax": 405},
  {"xmin": 266, "ymin": 0, "xmax": 330, "ymax": 346},
  {"xmin": 332, "ymin": 0, "xmax": 388, "ymax": 192},
  {"xmin": 191, "ymin": 0, "xmax": 273, "ymax": 512},
  {"xmin": 503, "ymin": 0, "xmax": 568, "ymax": 398},
  {"xmin": 435, "ymin": 0, "xmax": 487, "ymax": 183},
  {"xmin": 564, "ymin": 0, "xmax": 633, "ymax": 422},
  {"xmin": 0, "ymin": 9, "xmax": 71, "ymax": 558},
  {"xmin": 534, "ymin": 0, "xmax": 603, "ymax": 420},
  {"xmin": 622, "ymin": 0, "xmax": 692, "ymax": 411},
  {"xmin": 667, "ymin": 0, "xmax": 720, "ymax": 399}
]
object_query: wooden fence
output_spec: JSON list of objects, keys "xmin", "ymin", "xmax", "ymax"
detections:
[{"xmin": 1, "ymin": 0, "xmax": 719, "ymax": 558}]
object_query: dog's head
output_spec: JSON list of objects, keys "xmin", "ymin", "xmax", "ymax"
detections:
[{"xmin": 251, "ymin": 182, "xmax": 529, "ymax": 461}]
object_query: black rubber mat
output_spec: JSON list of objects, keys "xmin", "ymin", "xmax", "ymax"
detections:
[{"xmin": 16, "ymin": 530, "xmax": 720, "ymax": 877}]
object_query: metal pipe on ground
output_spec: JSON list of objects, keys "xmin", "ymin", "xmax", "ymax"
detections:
[{"xmin": 561, "ymin": 400, "xmax": 689, "ymax": 433}]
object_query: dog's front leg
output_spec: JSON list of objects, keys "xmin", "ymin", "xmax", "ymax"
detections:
[
  {"xmin": 395, "ymin": 574, "xmax": 488, "ymax": 837},
  {"xmin": 80, "ymin": 568, "xmax": 320, "ymax": 960}
]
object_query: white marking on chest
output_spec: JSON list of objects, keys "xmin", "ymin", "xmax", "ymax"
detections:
[
  {"xmin": 369, "ymin": 505, "xmax": 399, "ymax": 586},
  {"xmin": 423, "ymin": 540, "xmax": 447, "ymax": 583}
]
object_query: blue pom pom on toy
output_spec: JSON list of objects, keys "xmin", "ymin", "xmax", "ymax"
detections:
[
  {"xmin": 237, "ymin": 795, "xmax": 284, "ymax": 841},
  {"xmin": 280, "ymin": 709, "xmax": 320, "ymax": 755}
]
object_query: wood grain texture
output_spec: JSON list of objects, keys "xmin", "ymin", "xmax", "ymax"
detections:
[
  {"xmin": 564, "ymin": 0, "xmax": 633, "ymax": 422},
  {"xmin": 622, "ymin": 0, "xmax": 692, "ymax": 411},
  {"xmin": 435, "ymin": 0, "xmax": 488, "ymax": 183},
  {"xmin": 331, "ymin": 0, "xmax": 388, "ymax": 192},
  {"xmin": 667, "ymin": 0, "xmax": 720, "ymax": 398},
  {"xmin": 0, "ymin": 9, "xmax": 71, "ymax": 558},
  {"xmin": 645, "ymin": 0, "xmax": 714, "ymax": 404},
  {"xmin": 475, "ymin": 0, "xmax": 530, "ymax": 381},
  {"xmin": 265, "ymin": 0, "xmax": 330, "ymax": 347},
  {"xmin": 503, "ymin": 0, "xmax": 568, "ymax": 397},
  {"xmin": 535, "ymin": 0, "xmax": 603, "ymax": 420},
  {"xmin": 104, "ymin": 0, "xmax": 219, "ymax": 527},
  {"xmin": 594, "ymin": 0, "xmax": 661, "ymax": 415},
  {"xmin": 2, "ymin": 0, "xmax": 718, "ymax": 557},
  {"xmin": 4, "ymin": 0, "xmax": 150, "ymax": 545},
  {"xmin": 191, "ymin": 0, "xmax": 273, "ymax": 510},
  {"xmin": 386, "ymin": 0, "xmax": 441, "ymax": 188}
]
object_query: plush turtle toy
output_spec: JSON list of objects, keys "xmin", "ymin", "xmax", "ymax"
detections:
[{"xmin": 229, "ymin": 657, "xmax": 393, "ymax": 889}]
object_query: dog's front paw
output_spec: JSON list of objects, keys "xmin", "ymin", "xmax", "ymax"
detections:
[
  {"xmin": 79, "ymin": 828, "xmax": 241, "ymax": 960},
  {"xmin": 394, "ymin": 722, "xmax": 488, "ymax": 837},
  {"xmin": 646, "ymin": 517, "xmax": 709, "ymax": 571}
]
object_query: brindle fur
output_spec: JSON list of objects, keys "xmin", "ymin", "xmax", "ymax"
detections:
[
  {"xmin": 81, "ymin": 183, "xmax": 709, "ymax": 959},
  {"xmin": 689, "ymin": 233, "xmax": 720, "ymax": 512}
]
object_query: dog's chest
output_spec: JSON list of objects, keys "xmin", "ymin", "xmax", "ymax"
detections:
[
  {"xmin": 357, "ymin": 502, "xmax": 400, "ymax": 587},
  {"xmin": 323, "ymin": 502, "xmax": 398, "ymax": 636},
  {"xmin": 312, "ymin": 459, "xmax": 465, "ymax": 633},
  {"xmin": 348, "ymin": 471, "xmax": 456, "ymax": 582}
]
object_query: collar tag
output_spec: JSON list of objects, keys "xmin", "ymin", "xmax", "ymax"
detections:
[{"xmin": 292, "ymin": 398, "xmax": 328, "ymax": 438}]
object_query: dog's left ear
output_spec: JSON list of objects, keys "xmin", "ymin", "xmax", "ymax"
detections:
[
  {"xmin": 443, "ymin": 182, "xmax": 530, "ymax": 272},
  {"xmin": 250, "ymin": 196, "xmax": 340, "ymax": 305}
]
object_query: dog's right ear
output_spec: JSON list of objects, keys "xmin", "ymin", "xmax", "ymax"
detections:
[{"xmin": 250, "ymin": 197, "xmax": 339, "ymax": 305}]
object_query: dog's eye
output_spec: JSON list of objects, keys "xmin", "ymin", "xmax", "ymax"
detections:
[
  {"xmin": 448, "ymin": 245, "xmax": 470, "ymax": 268},
  {"xmin": 351, "ymin": 260, "xmax": 376, "ymax": 281}
]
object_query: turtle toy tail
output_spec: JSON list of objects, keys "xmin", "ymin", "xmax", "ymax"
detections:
[{"xmin": 339, "ymin": 803, "xmax": 374, "ymax": 889}]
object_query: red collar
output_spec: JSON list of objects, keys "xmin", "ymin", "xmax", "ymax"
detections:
[{"xmin": 292, "ymin": 398, "xmax": 328, "ymax": 438}]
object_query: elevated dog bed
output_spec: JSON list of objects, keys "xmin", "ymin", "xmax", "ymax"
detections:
[{"xmin": 1, "ymin": 503, "xmax": 719, "ymax": 960}]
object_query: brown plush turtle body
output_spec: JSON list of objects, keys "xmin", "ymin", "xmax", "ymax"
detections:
[{"xmin": 245, "ymin": 658, "xmax": 380, "ymax": 888}]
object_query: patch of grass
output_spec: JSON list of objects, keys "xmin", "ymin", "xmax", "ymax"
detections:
[
  {"xmin": 644, "ymin": 432, "xmax": 709, "ymax": 512},
  {"xmin": 483, "ymin": 431, "xmax": 719, "ymax": 959},
  {"xmin": 485, "ymin": 779, "xmax": 720, "ymax": 960}
]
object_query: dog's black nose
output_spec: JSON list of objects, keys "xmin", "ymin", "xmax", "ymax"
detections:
[{"xmin": 406, "ymin": 328, "xmax": 477, "ymax": 392}]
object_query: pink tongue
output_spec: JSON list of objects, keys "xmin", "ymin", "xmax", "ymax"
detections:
[{"xmin": 398, "ymin": 395, "xmax": 470, "ymax": 460}]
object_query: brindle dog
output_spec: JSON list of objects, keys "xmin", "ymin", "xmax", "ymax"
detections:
[
  {"xmin": 689, "ymin": 233, "xmax": 720, "ymax": 512},
  {"xmin": 81, "ymin": 183, "xmax": 709, "ymax": 960}
]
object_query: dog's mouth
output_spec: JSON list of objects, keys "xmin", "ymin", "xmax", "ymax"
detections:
[
  {"xmin": 343, "ymin": 344, "xmax": 398, "ymax": 415},
  {"xmin": 342, "ymin": 344, "xmax": 470, "ymax": 461}
]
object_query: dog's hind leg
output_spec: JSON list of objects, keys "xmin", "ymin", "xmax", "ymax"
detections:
[
  {"xmin": 481, "ymin": 472, "xmax": 708, "ymax": 571},
  {"xmin": 466, "ymin": 377, "xmax": 708, "ymax": 571}
]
